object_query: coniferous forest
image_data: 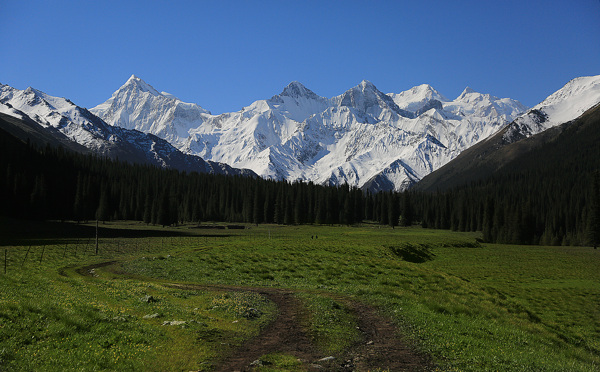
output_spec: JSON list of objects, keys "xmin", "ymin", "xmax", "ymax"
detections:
[{"xmin": 1, "ymin": 119, "xmax": 599, "ymax": 247}]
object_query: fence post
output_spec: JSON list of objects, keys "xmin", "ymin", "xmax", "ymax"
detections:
[
  {"xmin": 95, "ymin": 220, "xmax": 99, "ymax": 255},
  {"xmin": 39, "ymin": 245, "xmax": 45, "ymax": 264},
  {"xmin": 22, "ymin": 246, "xmax": 31, "ymax": 268}
]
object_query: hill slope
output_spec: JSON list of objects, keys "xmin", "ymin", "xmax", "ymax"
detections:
[
  {"xmin": 415, "ymin": 76, "xmax": 600, "ymax": 192},
  {"xmin": 413, "ymin": 101, "xmax": 600, "ymax": 245},
  {"xmin": 0, "ymin": 84, "xmax": 254, "ymax": 177}
]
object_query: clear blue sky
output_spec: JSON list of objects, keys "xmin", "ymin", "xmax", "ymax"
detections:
[{"xmin": 2, "ymin": 0, "xmax": 599, "ymax": 113}]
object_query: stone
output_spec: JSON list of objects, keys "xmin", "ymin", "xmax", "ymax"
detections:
[
  {"xmin": 162, "ymin": 320, "xmax": 187, "ymax": 328},
  {"xmin": 317, "ymin": 356, "xmax": 335, "ymax": 362},
  {"xmin": 140, "ymin": 295, "xmax": 157, "ymax": 303}
]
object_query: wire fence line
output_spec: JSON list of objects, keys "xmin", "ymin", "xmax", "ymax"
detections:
[{"xmin": 1, "ymin": 235, "xmax": 224, "ymax": 275}]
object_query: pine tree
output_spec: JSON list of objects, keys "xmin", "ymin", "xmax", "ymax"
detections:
[
  {"xmin": 482, "ymin": 198, "xmax": 494, "ymax": 242},
  {"xmin": 252, "ymin": 187, "xmax": 263, "ymax": 225},
  {"xmin": 400, "ymin": 192, "xmax": 413, "ymax": 227},
  {"xmin": 588, "ymin": 171, "xmax": 600, "ymax": 248},
  {"xmin": 157, "ymin": 192, "xmax": 171, "ymax": 227},
  {"xmin": 388, "ymin": 193, "xmax": 399, "ymax": 229},
  {"xmin": 95, "ymin": 184, "xmax": 111, "ymax": 222}
]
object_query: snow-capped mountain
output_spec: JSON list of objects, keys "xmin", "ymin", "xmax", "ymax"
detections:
[
  {"xmin": 388, "ymin": 84, "xmax": 448, "ymax": 113},
  {"xmin": 90, "ymin": 75, "xmax": 211, "ymax": 147},
  {"xmin": 0, "ymin": 84, "xmax": 255, "ymax": 177},
  {"xmin": 93, "ymin": 76, "xmax": 528, "ymax": 191},
  {"xmin": 503, "ymin": 75, "xmax": 600, "ymax": 142}
]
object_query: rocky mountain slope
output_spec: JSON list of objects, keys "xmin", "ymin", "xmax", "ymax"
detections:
[
  {"xmin": 0, "ymin": 84, "xmax": 255, "ymax": 177},
  {"xmin": 414, "ymin": 75, "xmax": 600, "ymax": 191}
]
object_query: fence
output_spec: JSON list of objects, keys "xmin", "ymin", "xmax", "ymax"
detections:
[{"xmin": 1, "ymin": 235, "xmax": 222, "ymax": 275}]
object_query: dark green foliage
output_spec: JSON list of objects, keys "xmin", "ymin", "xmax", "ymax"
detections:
[
  {"xmin": 0, "ymin": 128, "xmax": 365, "ymax": 227},
  {"xmin": 400, "ymin": 191, "xmax": 413, "ymax": 227},
  {"xmin": 588, "ymin": 171, "xmax": 600, "ymax": 248},
  {"xmin": 388, "ymin": 243, "xmax": 435, "ymax": 263},
  {"xmin": 411, "ymin": 107, "xmax": 600, "ymax": 246},
  {"xmin": 95, "ymin": 183, "xmax": 111, "ymax": 222},
  {"xmin": 388, "ymin": 192, "xmax": 399, "ymax": 229},
  {"xmin": 3, "ymin": 103, "xmax": 598, "ymax": 246}
]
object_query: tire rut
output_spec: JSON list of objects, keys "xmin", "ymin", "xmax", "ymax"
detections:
[{"xmin": 76, "ymin": 261, "xmax": 435, "ymax": 371}]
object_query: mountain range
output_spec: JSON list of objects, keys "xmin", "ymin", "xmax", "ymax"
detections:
[
  {"xmin": 2, "ymin": 75, "xmax": 599, "ymax": 192},
  {"xmin": 0, "ymin": 84, "xmax": 255, "ymax": 177},
  {"xmin": 91, "ymin": 76, "xmax": 527, "ymax": 191}
]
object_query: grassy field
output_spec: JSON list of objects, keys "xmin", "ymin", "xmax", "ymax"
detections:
[{"xmin": 1, "ymin": 219, "xmax": 599, "ymax": 371}]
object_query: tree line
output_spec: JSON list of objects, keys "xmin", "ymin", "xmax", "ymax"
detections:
[
  {"xmin": 412, "ymin": 110, "xmax": 600, "ymax": 247},
  {"xmin": 1, "ymin": 125, "xmax": 598, "ymax": 247},
  {"xmin": 0, "ymin": 130, "xmax": 414, "ymax": 228}
]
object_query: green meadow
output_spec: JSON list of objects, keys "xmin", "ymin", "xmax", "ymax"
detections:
[{"xmin": 1, "ymin": 220, "xmax": 599, "ymax": 371}]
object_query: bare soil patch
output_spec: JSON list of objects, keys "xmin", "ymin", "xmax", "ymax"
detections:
[{"xmin": 80, "ymin": 261, "xmax": 435, "ymax": 371}]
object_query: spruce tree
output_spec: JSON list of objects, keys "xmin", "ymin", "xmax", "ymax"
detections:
[
  {"xmin": 157, "ymin": 192, "xmax": 171, "ymax": 227},
  {"xmin": 588, "ymin": 171, "xmax": 600, "ymax": 248},
  {"xmin": 252, "ymin": 187, "xmax": 263, "ymax": 225},
  {"xmin": 95, "ymin": 185, "xmax": 111, "ymax": 222},
  {"xmin": 388, "ymin": 193, "xmax": 399, "ymax": 229},
  {"xmin": 400, "ymin": 192, "xmax": 413, "ymax": 227}
]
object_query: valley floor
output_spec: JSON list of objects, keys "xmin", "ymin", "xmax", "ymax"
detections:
[{"xmin": 1, "ymin": 220, "xmax": 599, "ymax": 371}]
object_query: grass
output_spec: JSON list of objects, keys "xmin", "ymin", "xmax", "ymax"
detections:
[
  {"xmin": 0, "ymin": 220, "xmax": 276, "ymax": 371},
  {"xmin": 1, "ymin": 219, "xmax": 600, "ymax": 371},
  {"xmin": 295, "ymin": 292, "xmax": 361, "ymax": 355}
]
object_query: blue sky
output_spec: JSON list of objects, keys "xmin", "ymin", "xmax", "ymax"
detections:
[{"xmin": 2, "ymin": 0, "xmax": 599, "ymax": 113}]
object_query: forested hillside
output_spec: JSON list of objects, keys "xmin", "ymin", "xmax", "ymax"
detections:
[
  {"xmin": 2, "ymin": 102, "xmax": 599, "ymax": 247},
  {"xmin": 413, "ymin": 104, "xmax": 600, "ymax": 246},
  {"xmin": 0, "ymin": 126, "xmax": 379, "ymax": 227}
]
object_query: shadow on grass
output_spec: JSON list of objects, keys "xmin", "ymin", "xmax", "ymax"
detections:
[{"xmin": 0, "ymin": 218, "xmax": 233, "ymax": 246}]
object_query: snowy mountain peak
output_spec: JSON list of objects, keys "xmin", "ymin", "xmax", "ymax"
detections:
[
  {"xmin": 412, "ymin": 84, "xmax": 447, "ymax": 100},
  {"xmin": 280, "ymin": 81, "xmax": 320, "ymax": 100},
  {"xmin": 91, "ymin": 76, "xmax": 210, "ymax": 146},
  {"xmin": 463, "ymin": 86, "xmax": 476, "ymax": 94},
  {"xmin": 92, "ymin": 76, "xmax": 532, "ymax": 192},
  {"xmin": 121, "ymin": 74, "xmax": 161, "ymax": 96},
  {"xmin": 359, "ymin": 80, "xmax": 376, "ymax": 89},
  {"xmin": 388, "ymin": 84, "xmax": 448, "ymax": 112},
  {"xmin": 335, "ymin": 80, "xmax": 411, "ymax": 118},
  {"xmin": 507, "ymin": 74, "xmax": 600, "ymax": 141},
  {"xmin": 458, "ymin": 86, "xmax": 478, "ymax": 99},
  {"xmin": 535, "ymin": 75, "xmax": 600, "ymax": 111}
]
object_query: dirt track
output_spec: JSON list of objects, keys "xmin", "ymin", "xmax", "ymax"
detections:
[{"xmin": 80, "ymin": 262, "xmax": 434, "ymax": 371}]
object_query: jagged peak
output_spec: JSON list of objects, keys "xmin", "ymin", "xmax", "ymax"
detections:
[
  {"xmin": 390, "ymin": 84, "xmax": 449, "ymax": 106},
  {"xmin": 339, "ymin": 80, "xmax": 382, "ymax": 98},
  {"xmin": 359, "ymin": 80, "xmax": 376, "ymax": 90},
  {"xmin": 24, "ymin": 86, "xmax": 40, "ymax": 95},
  {"xmin": 335, "ymin": 80, "xmax": 414, "ymax": 118},
  {"xmin": 280, "ymin": 81, "xmax": 318, "ymax": 99},
  {"xmin": 460, "ymin": 86, "xmax": 476, "ymax": 96},
  {"xmin": 456, "ymin": 86, "xmax": 495, "ymax": 102},
  {"xmin": 413, "ymin": 84, "xmax": 446, "ymax": 99},
  {"xmin": 120, "ymin": 75, "xmax": 161, "ymax": 96}
]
